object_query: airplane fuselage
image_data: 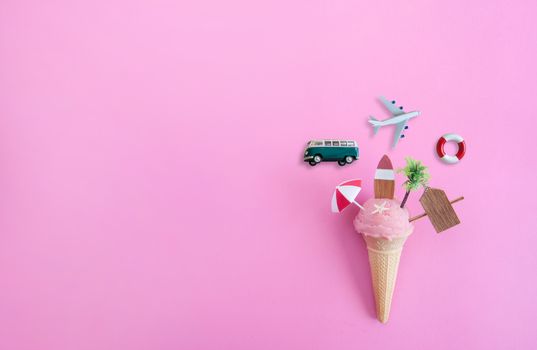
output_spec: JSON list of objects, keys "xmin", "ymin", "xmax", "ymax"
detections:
[{"xmin": 377, "ymin": 111, "xmax": 420, "ymax": 125}]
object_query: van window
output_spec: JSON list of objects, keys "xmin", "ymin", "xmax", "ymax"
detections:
[
  {"xmin": 340, "ymin": 141, "xmax": 347, "ymax": 146},
  {"xmin": 333, "ymin": 141, "xmax": 340, "ymax": 146},
  {"xmin": 324, "ymin": 141, "xmax": 332, "ymax": 146}
]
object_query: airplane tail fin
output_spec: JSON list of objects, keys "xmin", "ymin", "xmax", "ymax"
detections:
[{"xmin": 369, "ymin": 116, "xmax": 381, "ymax": 135}]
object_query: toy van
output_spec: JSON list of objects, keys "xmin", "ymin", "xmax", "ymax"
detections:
[{"xmin": 303, "ymin": 140, "xmax": 359, "ymax": 166}]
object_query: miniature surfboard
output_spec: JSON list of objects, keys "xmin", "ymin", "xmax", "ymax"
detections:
[
  {"xmin": 419, "ymin": 187, "xmax": 460, "ymax": 233},
  {"xmin": 374, "ymin": 155, "xmax": 395, "ymax": 199}
]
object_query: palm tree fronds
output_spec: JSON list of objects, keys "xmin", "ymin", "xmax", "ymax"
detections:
[{"xmin": 397, "ymin": 157, "xmax": 430, "ymax": 207}]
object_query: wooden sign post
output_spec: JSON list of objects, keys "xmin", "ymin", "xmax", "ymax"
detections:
[{"xmin": 413, "ymin": 187, "xmax": 463, "ymax": 233}]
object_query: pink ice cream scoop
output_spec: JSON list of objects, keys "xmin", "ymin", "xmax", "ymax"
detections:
[{"xmin": 353, "ymin": 198, "xmax": 414, "ymax": 240}]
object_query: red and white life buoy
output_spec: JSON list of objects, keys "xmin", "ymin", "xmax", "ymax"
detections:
[{"xmin": 436, "ymin": 133, "xmax": 466, "ymax": 164}]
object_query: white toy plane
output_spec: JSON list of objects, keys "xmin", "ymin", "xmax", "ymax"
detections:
[{"xmin": 369, "ymin": 96, "xmax": 420, "ymax": 148}]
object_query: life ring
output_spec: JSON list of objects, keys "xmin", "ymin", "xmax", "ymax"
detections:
[{"xmin": 436, "ymin": 133, "xmax": 466, "ymax": 164}]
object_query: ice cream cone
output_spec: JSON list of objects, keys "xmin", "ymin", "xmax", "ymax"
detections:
[{"xmin": 362, "ymin": 234, "xmax": 409, "ymax": 323}]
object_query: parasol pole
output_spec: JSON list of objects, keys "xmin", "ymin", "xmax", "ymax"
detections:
[{"xmin": 353, "ymin": 201, "xmax": 365, "ymax": 210}]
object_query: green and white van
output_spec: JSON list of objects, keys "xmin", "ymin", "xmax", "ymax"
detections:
[{"xmin": 303, "ymin": 140, "xmax": 359, "ymax": 166}]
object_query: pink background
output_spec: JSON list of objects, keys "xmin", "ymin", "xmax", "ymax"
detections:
[{"xmin": 1, "ymin": 0, "xmax": 536, "ymax": 349}]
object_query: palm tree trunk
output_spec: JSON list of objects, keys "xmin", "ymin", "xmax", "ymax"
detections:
[{"xmin": 400, "ymin": 190, "xmax": 410, "ymax": 208}]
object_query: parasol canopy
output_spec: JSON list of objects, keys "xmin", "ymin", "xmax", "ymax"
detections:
[{"xmin": 331, "ymin": 179, "xmax": 364, "ymax": 213}]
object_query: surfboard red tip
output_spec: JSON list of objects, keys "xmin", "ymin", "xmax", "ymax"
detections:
[{"xmin": 377, "ymin": 154, "xmax": 393, "ymax": 170}]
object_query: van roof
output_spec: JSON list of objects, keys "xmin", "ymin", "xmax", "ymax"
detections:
[{"xmin": 309, "ymin": 139, "xmax": 357, "ymax": 142}]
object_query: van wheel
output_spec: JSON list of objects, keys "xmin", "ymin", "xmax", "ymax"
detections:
[
  {"xmin": 338, "ymin": 160, "xmax": 346, "ymax": 166},
  {"xmin": 313, "ymin": 155, "xmax": 322, "ymax": 163},
  {"xmin": 309, "ymin": 161, "xmax": 317, "ymax": 166},
  {"xmin": 345, "ymin": 156, "xmax": 354, "ymax": 164}
]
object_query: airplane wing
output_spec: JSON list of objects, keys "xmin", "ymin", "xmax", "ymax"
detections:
[
  {"xmin": 392, "ymin": 119, "xmax": 408, "ymax": 148},
  {"xmin": 380, "ymin": 96, "xmax": 405, "ymax": 116}
]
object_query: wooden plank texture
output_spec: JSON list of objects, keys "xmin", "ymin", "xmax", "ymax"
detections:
[
  {"xmin": 419, "ymin": 187, "xmax": 460, "ymax": 233},
  {"xmin": 374, "ymin": 180, "xmax": 395, "ymax": 199},
  {"xmin": 409, "ymin": 196, "xmax": 464, "ymax": 222}
]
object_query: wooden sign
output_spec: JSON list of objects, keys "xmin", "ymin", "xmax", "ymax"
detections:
[
  {"xmin": 419, "ymin": 187, "xmax": 460, "ymax": 233},
  {"xmin": 374, "ymin": 155, "xmax": 395, "ymax": 199}
]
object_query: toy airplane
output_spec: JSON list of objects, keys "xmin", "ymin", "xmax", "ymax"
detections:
[{"xmin": 369, "ymin": 96, "xmax": 420, "ymax": 148}]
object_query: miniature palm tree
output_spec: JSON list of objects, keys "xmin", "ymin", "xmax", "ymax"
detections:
[{"xmin": 397, "ymin": 157, "xmax": 430, "ymax": 208}]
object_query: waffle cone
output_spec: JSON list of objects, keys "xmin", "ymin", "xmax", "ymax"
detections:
[{"xmin": 362, "ymin": 234, "xmax": 409, "ymax": 323}]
